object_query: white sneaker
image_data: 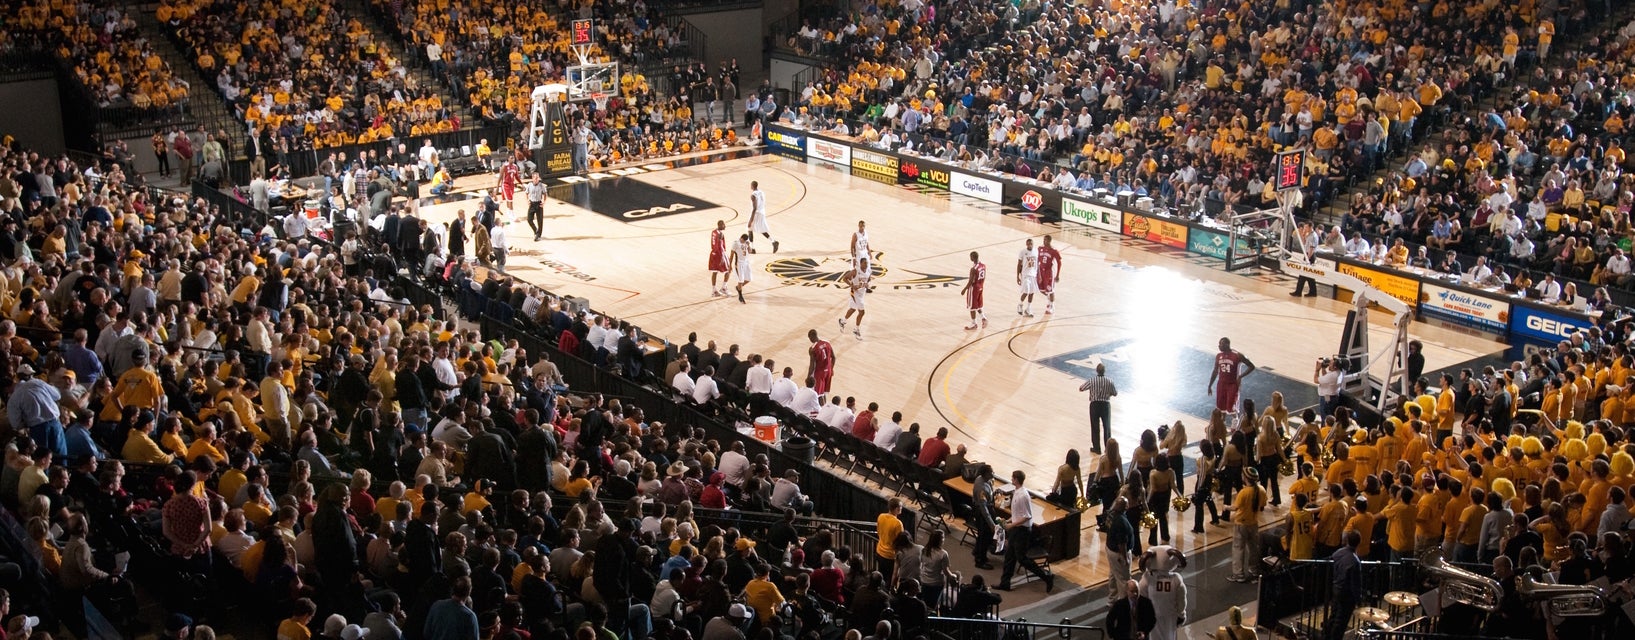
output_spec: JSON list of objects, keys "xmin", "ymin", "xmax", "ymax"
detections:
[
  {"xmin": 1017, "ymin": 303, "xmax": 1023, "ymax": 315},
  {"xmin": 1046, "ymin": 304, "xmax": 1054, "ymax": 314},
  {"xmin": 838, "ymin": 318, "xmax": 847, "ymax": 329},
  {"xmin": 1024, "ymin": 308, "xmax": 1034, "ymax": 317},
  {"xmin": 854, "ymin": 328, "xmax": 863, "ymax": 339},
  {"xmin": 965, "ymin": 323, "xmax": 979, "ymax": 330}
]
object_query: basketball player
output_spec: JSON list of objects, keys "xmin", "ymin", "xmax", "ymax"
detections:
[
  {"xmin": 747, "ymin": 181, "xmax": 778, "ymax": 253},
  {"xmin": 1206, "ymin": 337, "xmax": 1258, "ymax": 414},
  {"xmin": 497, "ymin": 159, "xmax": 521, "ymax": 211},
  {"xmin": 1037, "ymin": 235, "xmax": 1062, "ymax": 314},
  {"xmin": 1139, "ymin": 546, "xmax": 1189, "ymax": 640},
  {"xmin": 838, "ymin": 256, "xmax": 872, "ymax": 339},
  {"xmin": 1016, "ymin": 238, "xmax": 1040, "ymax": 317},
  {"xmin": 730, "ymin": 233, "xmax": 753, "ymax": 303},
  {"xmin": 807, "ymin": 329, "xmax": 836, "ymax": 395},
  {"xmin": 850, "ymin": 220, "xmax": 871, "ymax": 265},
  {"xmin": 961, "ymin": 251, "xmax": 988, "ymax": 330},
  {"xmin": 708, "ymin": 220, "xmax": 730, "ymax": 296}
]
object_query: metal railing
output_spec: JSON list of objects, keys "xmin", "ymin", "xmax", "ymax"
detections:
[
  {"xmin": 1259, "ymin": 558, "xmax": 1431, "ymax": 638},
  {"xmin": 927, "ymin": 617, "xmax": 1104, "ymax": 640},
  {"xmin": 390, "ymin": 271, "xmax": 907, "ymax": 529},
  {"xmin": 226, "ymin": 124, "xmax": 510, "ymax": 185}
]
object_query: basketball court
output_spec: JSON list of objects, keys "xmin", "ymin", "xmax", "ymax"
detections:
[{"xmin": 416, "ymin": 149, "xmax": 1507, "ymax": 591}]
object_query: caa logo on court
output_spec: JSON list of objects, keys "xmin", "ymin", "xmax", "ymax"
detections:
[
  {"xmin": 623, "ymin": 203, "xmax": 696, "ymax": 218},
  {"xmin": 1020, "ymin": 191, "xmax": 1043, "ymax": 211}
]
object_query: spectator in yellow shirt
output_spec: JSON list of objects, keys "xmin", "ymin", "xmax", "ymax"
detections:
[{"xmin": 121, "ymin": 413, "xmax": 173, "ymax": 465}]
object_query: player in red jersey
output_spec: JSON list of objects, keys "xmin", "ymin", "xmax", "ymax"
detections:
[
  {"xmin": 1036, "ymin": 235, "xmax": 1062, "ymax": 314},
  {"xmin": 960, "ymin": 251, "xmax": 988, "ymax": 330},
  {"xmin": 496, "ymin": 159, "xmax": 521, "ymax": 210},
  {"xmin": 807, "ymin": 329, "xmax": 836, "ymax": 394},
  {"xmin": 709, "ymin": 220, "xmax": 729, "ymax": 296},
  {"xmin": 1207, "ymin": 337, "xmax": 1258, "ymax": 414}
]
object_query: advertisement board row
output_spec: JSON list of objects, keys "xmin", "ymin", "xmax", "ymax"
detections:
[{"xmin": 763, "ymin": 125, "xmax": 1598, "ymax": 345}]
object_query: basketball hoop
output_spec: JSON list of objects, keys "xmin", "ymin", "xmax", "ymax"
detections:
[{"xmin": 591, "ymin": 92, "xmax": 608, "ymax": 113}]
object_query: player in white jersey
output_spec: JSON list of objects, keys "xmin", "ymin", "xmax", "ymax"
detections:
[
  {"xmin": 1139, "ymin": 546, "xmax": 1189, "ymax": 640},
  {"xmin": 747, "ymin": 181, "xmax": 778, "ymax": 253},
  {"xmin": 730, "ymin": 233, "xmax": 753, "ymax": 303},
  {"xmin": 850, "ymin": 220, "xmax": 871, "ymax": 265},
  {"xmin": 838, "ymin": 256, "xmax": 872, "ymax": 339},
  {"xmin": 1016, "ymin": 238, "xmax": 1040, "ymax": 317}
]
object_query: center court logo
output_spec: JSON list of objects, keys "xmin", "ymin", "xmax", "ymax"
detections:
[{"xmin": 766, "ymin": 256, "xmax": 966, "ymax": 289}]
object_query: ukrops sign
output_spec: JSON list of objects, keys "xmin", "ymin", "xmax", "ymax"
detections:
[
  {"xmin": 1061, "ymin": 197, "xmax": 1122, "ymax": 232},
  {"xmin": 1418, "ymin": 283, "xmax": 1510, "ymax": 333},
  {"xmin": 807, "ymin": 137, "xmax": 851, "ymax": 167},
  {"xmin": 951, "ymin": 171, "xmax": 1002, "ymax": 203},
  {"xmin": 1509, "ymin": 304, "xmax": 1594, "ymax": 344},
  {"xmin": 764, "ymin": 127, "xmax": 806, "ymax": 160}
]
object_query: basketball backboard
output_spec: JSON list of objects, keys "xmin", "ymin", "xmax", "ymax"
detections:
[{"xmin": 566, "ymin": 61, "xmax": 620, "ymax": 102}]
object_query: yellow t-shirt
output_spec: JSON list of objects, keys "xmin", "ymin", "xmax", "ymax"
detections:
[
  {"xmin": 277, "ymin": 618, "xmax": 312, "ymax": 640},
  {"xmin": 1286, "ymin": 508, "xmax": 1316, "ymax": 559},
  {"xmin": 876, "ymin": 513, "xmax": 903, "ymax": 559}
]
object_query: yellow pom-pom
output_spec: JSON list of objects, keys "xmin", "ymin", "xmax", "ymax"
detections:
[
  {"xmin": 1522, "ymin": 436, "xmax": 1544, "ymax": 457},
  {"xmin": 1562, "ymin": 438, "xmax": 1587, "ymax": 461},
  {"xmin": 1491, "ymin": 477, "xmax": 1517, "ymax": 502},
  {"xmin": 1612, "ymin": 452, "xmax": 1635, "ymax": 478}
]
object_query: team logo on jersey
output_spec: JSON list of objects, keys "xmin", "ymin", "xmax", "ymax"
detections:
[{"xmin": 765, "ymin": 256, "xmax": 965, "ymax": 289}]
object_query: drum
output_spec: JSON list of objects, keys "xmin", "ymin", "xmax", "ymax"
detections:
[{"xmin": 753, "ymin": 416, "xmax": 779, "ymax": 444}]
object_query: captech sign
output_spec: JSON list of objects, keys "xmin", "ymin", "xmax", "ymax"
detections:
[{"xmin": 951, "ymin": 171, "xmax": 1002, "ymax": 203}]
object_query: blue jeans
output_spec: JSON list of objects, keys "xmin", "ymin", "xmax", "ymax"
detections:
[
  {"xmin": 29, "ymin": 418, "xmax": 67, "ymax": 459},
  {"xmin": 402, "ymin": 408, "xmax": 428, "ymax": 434}
]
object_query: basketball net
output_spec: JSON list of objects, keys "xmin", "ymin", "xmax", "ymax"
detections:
[{"xmin": 589, "ymin": 79, "xmax": 608, "ymax": 113}]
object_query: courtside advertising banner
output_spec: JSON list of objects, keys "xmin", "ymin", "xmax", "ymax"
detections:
[
  {"xmin": 951, "ymin": 171, "xmax": 1002, "ymax": 203},
  {"xmin": 1418, "ymin": 283, "xmax": 1510, "ymax": 332},
  {"xmin": 807, "ymin": 137, "xmax": 851, "ymax": 167},
  {"xmin": 764, "ymin": 125, "xmax": 806, "ymax": 160},
  {"xmin": 1060, "ymin": 196, "xmax": 1123, "ymax": 232}
]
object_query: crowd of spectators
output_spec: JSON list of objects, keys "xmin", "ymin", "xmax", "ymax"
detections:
[
  {"xmin": 159, "ymin": 0, "xmax": 459, "ymax": 153},
  {"xmin": 11, "ymin": 2, "xmax": 189, "ymax": 115},
  {"xmin": 368, "ymin": 0, "xmax": 707, "ymax": 128},
  {"xmin": 0, "ymin": 129, "xmax": 1013, "ymax": 640},
  {"xmin": 1325, "ymin": 13, "xmax": 1635, "ymax": 303},
  {"xmin": 771, "ymin": 0, "xmax": 1595, "ymax": 218}
]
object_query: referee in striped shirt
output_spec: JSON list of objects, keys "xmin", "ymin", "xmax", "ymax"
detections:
[{"xmin": 1079, "ymin": 362, "xmax": 1117, "ymax": 454}]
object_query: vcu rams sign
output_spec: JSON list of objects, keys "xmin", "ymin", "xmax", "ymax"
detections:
[{"xmin": 766, "ymin": 256, "xmax": 966, "ymax": 290}]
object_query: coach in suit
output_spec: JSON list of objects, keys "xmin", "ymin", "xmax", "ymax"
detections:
[{"xmin": 1108, "ymin": 580, "xmax": 1157, "ymax": 640}]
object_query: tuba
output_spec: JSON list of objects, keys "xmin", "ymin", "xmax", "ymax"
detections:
[
  {"xmin": 1420, "ymin": 551, "xmax": 1503, "ymax": 611},
  {"xmin": 1518, "ymin": 573, "xmax": 1607, "ymax": 617}
]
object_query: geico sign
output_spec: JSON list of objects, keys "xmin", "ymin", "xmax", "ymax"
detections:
[
  {"xmin": 624, "ymin": 203, "xmax": 697, "ymax": 218},
  {"xmin": 1524, "ymin": 315, "xmax": 1579, "ymax": 337}
]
